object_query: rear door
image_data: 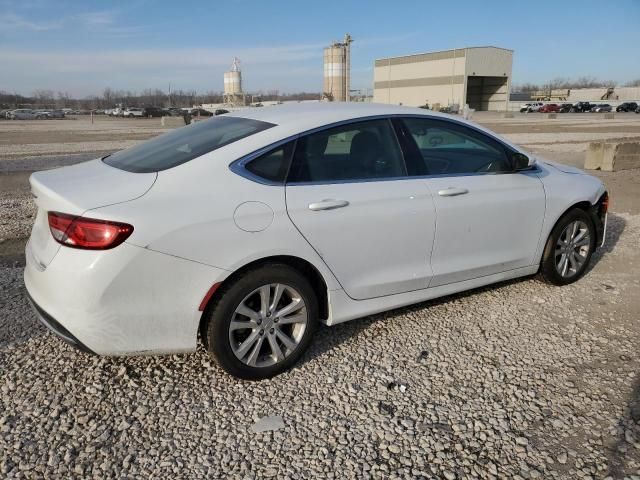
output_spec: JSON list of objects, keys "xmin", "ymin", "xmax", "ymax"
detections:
[
  {"xmin": 285, "ymin": 118, "xmax": 436, "ymax": 300},
  {"xmin": 397, "ymin": 117, "xmax": 546, "ymax": 287}
]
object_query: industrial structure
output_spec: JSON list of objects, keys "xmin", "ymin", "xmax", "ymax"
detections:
[
  {"xmin": 323, "ymin": 34, "xmax": 353, "ymax": 102},
  {"xmin": 223, "ymin": 58, "xmax": 246, "ymax": 106},
  {"xmin": 373, "ymin": 46, "xmax": 513, "ymax": 111}
]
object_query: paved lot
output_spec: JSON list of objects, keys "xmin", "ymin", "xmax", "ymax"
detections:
[{"xmin": 1, "ymin": 112, "xmax": 639, "ymax": 479}]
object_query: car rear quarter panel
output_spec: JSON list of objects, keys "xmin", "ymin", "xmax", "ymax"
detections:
[
  {"xmin": 87, "ymin": 143, "xmax": 343, "ymax": 293},
  {"xmin": 25, "ymin": 242, "xmax": 226, "ymax": 354}
]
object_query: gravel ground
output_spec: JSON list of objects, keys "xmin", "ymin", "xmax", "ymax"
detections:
[
  {"xmin": 1, "ymin": 212, "xmax": 639, "ymax": 479},
  {"xmin": 0, "ymin": 190, "xmax": 37, "ymax": 241},
  {"xmin": 1, "ymin": 113, "xmax": 640, "ymax": 479}
]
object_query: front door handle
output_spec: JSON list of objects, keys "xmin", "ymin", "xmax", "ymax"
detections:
[
  {"xmin": 438, "ymin": 187, "xmax": 469, "ymax": 197},
  {"xmin": 308, "ymin": 199, "xmax": 350, "ymax": 211}
]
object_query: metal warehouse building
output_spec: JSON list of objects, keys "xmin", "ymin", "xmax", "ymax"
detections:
[{"xmin": 374, "ymin": 46, "xmax": 513, "ymax": 111}]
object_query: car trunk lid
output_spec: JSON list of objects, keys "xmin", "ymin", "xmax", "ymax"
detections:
[{"xmin": 28, "ymin": 159, "xmax": 156, "ymax": 268}]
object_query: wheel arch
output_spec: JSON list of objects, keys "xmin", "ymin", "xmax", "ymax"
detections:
[
  {"xmin": 198, "ymin": 254, "xmax": 330, "ymax": 343},
  {"xmin": 538, "ymin": 194, "xmax": 607, "ymax": 267}
]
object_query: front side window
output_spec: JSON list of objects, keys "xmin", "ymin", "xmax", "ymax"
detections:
[
  {"xmin": 104, "ymin": 116, "xmax": 275, "ymax": 173},
  {"xmin": 288, "ymin": 119, "xmax": 406, "ymax": 183},
  {"xmin": 401, "ymin": 118, "xmax": 512, "ymax": 175}
]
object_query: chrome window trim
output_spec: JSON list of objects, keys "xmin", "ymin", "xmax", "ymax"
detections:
[{"xmin": 229, "ymin": 113, "xmax": 528, "ymax": 186}]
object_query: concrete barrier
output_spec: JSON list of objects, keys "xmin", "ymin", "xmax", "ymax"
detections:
[
  {"xmin": 585, "ymin": 142, "xmax": 640, "ymax": 171},
  {"xmin": 161, "ymin": 116, "xmax": 186, "ymax": 128},
  {"xmin": 603, "ymin": 113, "xmax": 615, "ymax": 119},
  {"xmin": 547, "ymin": 113, "xmax": 557, "ymax": 119}
]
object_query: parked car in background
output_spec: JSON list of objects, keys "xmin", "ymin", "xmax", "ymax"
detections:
[
  {"xmin": 110, "ymin": 107, "xmax": 126, "ymax": 117},
  {"xmin": 190, "ymin": 108, "xmax": 214, "ymax": 117},
  {"xmin": 214, "ymin": 109, "xmax": 230, "ymax": 116},
  {"xmin": 571, "ymin": 102, "xmax": 593, "ymax": 113},
  {"xmin": 8, "ymin": 109, "xmax": 39, "ymax": 120},
  {"xmin": 616, "ymin": 102, "xmax": 638, "ymax": 112},
  {"xmin": 528, "ymin": 102, "xmax": 544, "ymax": 112},
  {"xmin": 34, "ymin": 109, "xmax": 54, "ymax": 119},
  {"xmin": 520, "ymin": 102, "xmax": 543, "ymax": 113},
  {"xmin": 558, "ymin": 103, "xmax": 573, "ymax": 113},
  {"xmin": 636, "ymin": 105, "xmax": 640, "ymax": 114},
  {"xmin": 591, "ymin": 104, "xmax": 612, "ymax": 113},
  {"xmin": 163, "ymin": 108, "xmax": 184, "ymax": 117},
  {"xmin": 142, "ymin": 107, "xmax": 166, "ymax": 117},
  {"xmin": 24, "ymin": 103, "xmax": 608, "ymax": 379},
  {"xmin": 539, "ymin": 104, "xmax": 559, "ymax": 113},
  {"xmin": 0, "ymin": 109, "xmax": 13, "ymax": 119},
  {"xmin": 123, "ymin": 108, "xmax": 145, "ymax": 118},
  {"xmin": 44, "ymin": 110, "xmax": 66, "ymax": 119}
]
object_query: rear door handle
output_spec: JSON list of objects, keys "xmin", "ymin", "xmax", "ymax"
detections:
[
  {"xmin": 438, "ymin": 187, "xmax": 469, "ymax": 197},
  {"xmin": 308, "ymin": 199, "xmax": 350, "ymax": 211}
]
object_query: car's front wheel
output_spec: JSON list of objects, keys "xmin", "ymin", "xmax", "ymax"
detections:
[
  {"xmin": 203, "ymin": 264, "xmax": 319, "ymax": 379},
  {"xmin": 539, "ymin": 208, "xmax": 596, "ymax": 285}
]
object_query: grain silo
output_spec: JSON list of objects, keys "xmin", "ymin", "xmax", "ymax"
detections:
[
  {"xmin": 223, "ymin": 57, "xmax": 245, "ymax": 105},
  {"xmin": 323, "ymin": 34, "xmax": 353, "ymax": 102}
]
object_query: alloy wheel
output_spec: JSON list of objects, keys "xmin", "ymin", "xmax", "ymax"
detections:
[
  {"xmin": 555, "ymin": 220, "xmax": 591, "ymax": 278},
  {"xmin": 228, "ymin": 283, "xmax": 308, "ymax": 367}
]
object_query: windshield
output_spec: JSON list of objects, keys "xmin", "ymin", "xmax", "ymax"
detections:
[{"xmin": 103, "ymin": 116, "xmax": 275, "ymax": 173}]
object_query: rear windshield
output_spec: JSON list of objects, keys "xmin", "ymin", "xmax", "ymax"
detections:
[{"xmin": 103, "ymin": 116, "xmax": 275, "ymax": 173}]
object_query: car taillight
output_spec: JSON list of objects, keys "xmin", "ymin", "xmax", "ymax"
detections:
[{"xmin": 48, "ymin": 212, "xmax": 133, "ymax": 250}]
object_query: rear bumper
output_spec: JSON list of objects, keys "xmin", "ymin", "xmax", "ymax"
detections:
[
  {"xmin": 26, "ymin": 291, "xmax": 95, "ymax": 354},
  {"xmin": 24, "ymin": 240, "xmax": 229, "ymax": 355}
]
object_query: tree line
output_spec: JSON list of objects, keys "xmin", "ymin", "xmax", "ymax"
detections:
[
  {"xmin": 513, "ymin": 77, "xmax": 640, "ymax": 93},
  {"xmin": 0, "ymin": 88, "xmax": 322, "ymax": 109}
]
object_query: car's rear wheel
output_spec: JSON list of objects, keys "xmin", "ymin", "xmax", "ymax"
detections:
[
  {"xmin": 203, "ymin": 264, "xmax": 318, "ymax": 380},
  {"xmin": 539, "ymin": 208, "xmax": 596, "ymax": 285}
]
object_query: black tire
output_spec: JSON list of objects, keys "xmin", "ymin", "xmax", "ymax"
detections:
[
  {"xmin": 203, "ymin": 263, "xmax": 319, "ymax": 380},
  {"xmin": 539, "ymin": 208, "xmax": 596, "ymax": 286}
]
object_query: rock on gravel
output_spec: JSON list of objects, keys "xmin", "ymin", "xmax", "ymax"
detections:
[{"xmin": 1, "ymin": 213, "xmax": 639, "ymax": 479}]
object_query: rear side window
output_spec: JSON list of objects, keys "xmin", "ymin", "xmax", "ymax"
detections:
[
  {"xmin": 400, "ymin": 118, "xmax": 512, "ymax": 175},
  {"xmin": 288, "ymin": 119, "xmax": 405, "ymax": 183},
  {"xmin": 244, "ymin": 142, "xmax": 294, "ymax": 183},
  {"xmin": 104, "ymin": 116, "xmax": 275, "ymax": 173}
]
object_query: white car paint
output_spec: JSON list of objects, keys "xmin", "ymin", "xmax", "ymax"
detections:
[
  {"xmin": 123, "ymin": 108, "xmax": 144, "ymax": 117},
  {"xmin": 286, "ymin": 179, "xmax": 436, "ymax": 299},
  {"xmin": 425, "ymin": 171, "xmax": 545, "ymax": 287},
  {"xmin": 24, "ymin": 103, "xmax": 607, "ymax": 355}
]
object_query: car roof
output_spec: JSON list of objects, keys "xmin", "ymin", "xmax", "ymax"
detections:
[
  {"xmin": 228, "ymin": 102, "xmax": 457, "ymax": 132},
  {"xmin": 225, "ymin": 102, "xmax": 525, "ymax": 155}
]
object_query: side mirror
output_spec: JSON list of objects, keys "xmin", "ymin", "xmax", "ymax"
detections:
[{"xmin": 512, "ymin": 152, "xmax": 535, "ymax": 170}]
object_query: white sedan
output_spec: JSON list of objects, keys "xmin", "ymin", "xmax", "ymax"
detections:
[{"xmin": 24, "ymin": 103, "xmax": 608, "ymax": 379}]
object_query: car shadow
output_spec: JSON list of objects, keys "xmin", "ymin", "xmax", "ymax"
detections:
[
  {"xmin": 606, "ymin": 372, "xmax": 640, "ymax": 477},
  {"xmin": 298, "ymin": 274, "xmax": 531, "ymax": 369},
  {"xmin": 583, "ymin": 212, "xmax": 626, "ymax": 275}
]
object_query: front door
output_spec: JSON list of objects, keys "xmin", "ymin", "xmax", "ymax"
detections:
[{"xmin": 397, "ymin": 117, "xmax": 546, "ymax": 287}]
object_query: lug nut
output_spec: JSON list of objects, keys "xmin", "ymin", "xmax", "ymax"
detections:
[
  {"xmin": 269, "ymin": 328, "xmax": 274, "ymax": 334},
  {"xmin": 259, "ymin": 329, "xmax": 264, "ymax": 335}
]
